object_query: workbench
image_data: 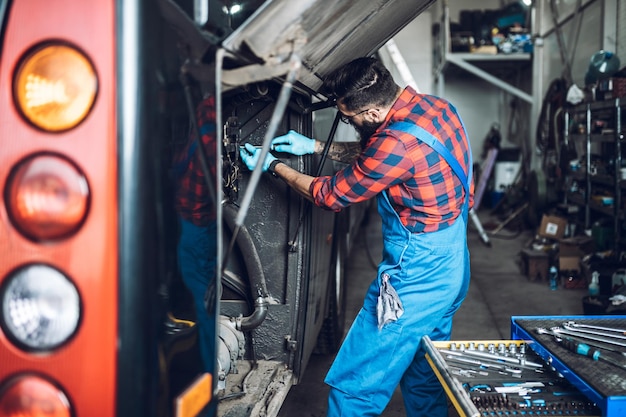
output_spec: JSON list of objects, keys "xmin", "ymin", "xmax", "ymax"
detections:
[{"xmin": 423, "ymin": 315, "xmax": 626, "ymax": 417}]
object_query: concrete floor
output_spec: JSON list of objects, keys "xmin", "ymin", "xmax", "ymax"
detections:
[{"xmin": 277, "ymin": 205, "xmax": 588, "ymax": 416}]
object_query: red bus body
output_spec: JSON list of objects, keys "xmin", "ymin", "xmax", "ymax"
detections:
[{"xmin": 1, "ymin": 0, "xmax": 119, "ymax": 415}]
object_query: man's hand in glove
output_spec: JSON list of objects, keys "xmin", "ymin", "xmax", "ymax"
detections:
[
  {"xmin": 239, "ymin": 143, "xmax": 277, "ymax": 172},
  {"xmin": 271, "ymin": 130, "xmax": 316, "ymax": 155}
]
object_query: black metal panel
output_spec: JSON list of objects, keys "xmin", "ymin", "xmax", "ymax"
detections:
[
  {"xmin": 116, "ymin": 1, "xmax": 214, "ymax": 415},
  {"xmin": 251, "ymin": 304, "xmax": 292, "ymax": 362},
  {"xmin": 116, "ymin": 0, "xmax": 162, "ymax": 414},
  {"xmin": 225, "ymin": 86, "xmax": 339, "ymax": 378}
]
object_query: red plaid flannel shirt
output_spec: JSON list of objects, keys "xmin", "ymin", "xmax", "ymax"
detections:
[
  {"xmin": 310, "ymin": 87, "xmax": 474, "ymax": 233},
  {"xmin": 173, "ymin": 95, "xmax": 217, "ymax": 226}
]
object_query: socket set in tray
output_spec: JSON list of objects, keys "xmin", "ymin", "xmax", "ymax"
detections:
[{"xmin": 423, "ymin": 337, "xmax": 602, "ymax": 417}]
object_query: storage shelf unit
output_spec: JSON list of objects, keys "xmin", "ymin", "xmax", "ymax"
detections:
[
  {"xmin": 564, "ymin": 98, "xmax": 625, "ymax": 254},
  {"xmin": 433, "ymin": 1, "xmax": 533, "ymax": 104}
]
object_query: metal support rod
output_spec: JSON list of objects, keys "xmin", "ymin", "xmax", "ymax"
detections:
[
  {"xmin": 445, "ymin": 55, "xmax": 533, "ymax": 104},
  {"xmin": 469, "ymin": 210, "xmax": 490, "ymax": 247}
]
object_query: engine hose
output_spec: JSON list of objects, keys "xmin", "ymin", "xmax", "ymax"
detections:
[
  {"xmin": 222, "ymin": 203, "xmax": 270, "ymax": 330},
  {"xmin": 238, "ymin": 297, "xmax": 269, "ymax": 332}
]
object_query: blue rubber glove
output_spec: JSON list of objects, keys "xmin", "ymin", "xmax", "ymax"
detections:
[
  {"xmin": 239, "ymin": 143, "xmax": 277, "ymax": 172},
  {"xmin": 271, "ymin": 130, "xmax": 315, "ymax": 155}
]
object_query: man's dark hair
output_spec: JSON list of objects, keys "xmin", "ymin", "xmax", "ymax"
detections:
[{"xmin": 322, "ymin": 57, "xmax": 399, "ymax": 111}]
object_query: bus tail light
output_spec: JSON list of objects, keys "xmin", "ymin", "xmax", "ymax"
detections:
[
  {"xmin": 1, "ymin": 265, "xmax": 81, "ymax": 351},
  {"xmin": 0, "ymin": 375, "xmax": 72, "ymax": 417},
  {"xmin": 13, "ymin": 43, "xmax": 97, "ymax": 132},
  {"xmin": 5, "ymin": 154, "xmax": 89, "ymax": 242}
]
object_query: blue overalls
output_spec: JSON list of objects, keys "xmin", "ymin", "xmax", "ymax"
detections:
[
  {"xmin": 177, "ymin": 217, "xmax": 217, "ymax": 375},
  {"xmin": 325, "ymin": 123, "xmax": 471, "ymax": 417}
]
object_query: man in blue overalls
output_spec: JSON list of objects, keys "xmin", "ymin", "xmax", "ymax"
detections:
[{"xmin": 240, "ymin": 57, "xmax": 473, "ymax": 417}]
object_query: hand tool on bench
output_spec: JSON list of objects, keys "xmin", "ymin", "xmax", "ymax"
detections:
[
  {"xmin": 536, "ymin": 327, "xmax": 626, "ymax": 355},
  {"xmin": 441, "ymin": 347, "xmax": 544, "ymax": 368},
  {"xmin": 562, "ymin": 322, "xmax": 626, "ymax": 341},
  {"xmin": 563, "ymin": 320, "xmax": 626, "ymax": 335},
  {"xmin": 557, "ymin": 336, "xmax": 626, "ymax": 370},
  {"xmin": 550, "ymin": 326, "xmax": 626, "ymax": 350},
  {"xmin": 444, "ymin": 354, "xmax": 523, "ymax": 377}
]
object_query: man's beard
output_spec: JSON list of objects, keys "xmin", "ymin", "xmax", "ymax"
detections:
[{"xmin": 354, "ymin": 120, "xmax": 382, "ymax": 149}]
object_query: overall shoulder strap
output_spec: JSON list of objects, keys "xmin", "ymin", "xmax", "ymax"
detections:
[{"xmin": 390, "ymin": 121, "xmax": 471, "ymax": 195}]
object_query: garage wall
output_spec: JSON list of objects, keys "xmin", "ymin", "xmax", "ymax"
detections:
[
  {"xmin": 378, "ymin": 12, "xmax": 432, "ymax": 94},
  {"xmin": 618, "ymin": 0, "xmax": 626, "ymax": 61},
  {"xmin": 536, "ymin": 1, "xmax": 604, "ymax": 93}
]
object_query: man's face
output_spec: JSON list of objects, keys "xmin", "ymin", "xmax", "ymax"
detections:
[
  {"xmin": 337, "ymin": 101, "xmax": 382, "ymax": 148},
  {"xmin": 353, "ymin": 119, "xmax": 382, "ymax": 148}
]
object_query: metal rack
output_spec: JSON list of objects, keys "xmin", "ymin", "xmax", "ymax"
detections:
[{"xmin": 564, "ymin": 98, "xmax": 625, "ymax": 255}]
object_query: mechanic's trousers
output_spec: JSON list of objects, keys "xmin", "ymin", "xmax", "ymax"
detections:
[
  {"xmin": 177, "ymin": 217, "xmax": 218, "ymax": 375},
  {"xmin": 325, "ymin": 192, "xmax": 471, "ymax": 417}
]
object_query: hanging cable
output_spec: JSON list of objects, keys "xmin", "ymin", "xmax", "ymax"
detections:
[{"xmin": 288, "ymin": 112, "xmax": 342, "ymax": 251}]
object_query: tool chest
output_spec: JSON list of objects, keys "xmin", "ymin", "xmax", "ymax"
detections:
[
  {"xmin": 423, "ymin": 315, "xmax": 626, "ymax": 417},
  {"xmin": 511, "ymin": 316, "xmax": 626, "ymax": 417}
]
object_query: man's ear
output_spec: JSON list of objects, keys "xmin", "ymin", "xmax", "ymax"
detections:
[{"xmin": 366, "ymin": 108, "xmax": 383, "ymax": 123}]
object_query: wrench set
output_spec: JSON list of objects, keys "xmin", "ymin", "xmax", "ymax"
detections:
[
  {"xmin": 511, "ymin": 316, "xmax": 626, "ymax": 416},
  {"xmin": 428, "ymin": 339, "xmax": 601, "ymax": 416}
]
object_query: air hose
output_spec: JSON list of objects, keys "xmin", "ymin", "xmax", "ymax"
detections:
[{"xmin": 222, "ymin": 202, "xmax": 269, "ymax": 331}]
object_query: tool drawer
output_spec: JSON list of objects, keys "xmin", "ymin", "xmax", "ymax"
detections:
[
  {"xmin": 511, "ymin": 315, "xmax": 626, "ymax": 417},
  {"xmin": 423, "ymin": 336, "xmax": 602, "ymax": 417},
  {"xmin": 423, "ymin": 315, "xmax": 626, "ymax": 417}
]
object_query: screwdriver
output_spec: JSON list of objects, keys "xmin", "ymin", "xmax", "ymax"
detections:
[{"xmin": 558, "ymin": 336, "xmax": 626, "ymax": 370}]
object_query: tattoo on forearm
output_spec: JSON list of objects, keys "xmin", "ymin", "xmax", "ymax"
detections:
[{"xmin": 317, "ymin": 141, "xmax": 361, "ymax": 163}]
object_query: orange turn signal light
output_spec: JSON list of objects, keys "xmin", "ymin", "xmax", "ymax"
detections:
[{"xmin": 13, "ymin": 43, "xmax": 97, "ymax": 132}]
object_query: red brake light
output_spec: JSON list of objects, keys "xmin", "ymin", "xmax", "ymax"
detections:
[
  {"xmin": 5, "ymin": 154, "xmax": 89, "ymax": 241},
  {"xmin": 0, "ymin": 375, "xmax": 71, "ymax": 417}
]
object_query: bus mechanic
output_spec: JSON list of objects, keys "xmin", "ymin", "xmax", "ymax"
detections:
[{"xmin": 239, "ymin": 57, "xmax": 474, "ymax": 417}]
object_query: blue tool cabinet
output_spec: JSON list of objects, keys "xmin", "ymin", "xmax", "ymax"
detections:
[{"xmin": 511, "ymin": 315, "xmax": 626, "ymax": 417}]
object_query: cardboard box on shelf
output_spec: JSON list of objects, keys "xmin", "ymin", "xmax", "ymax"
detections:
[{"xmin": 538, "ymin": 215, "xmax": 567, "ymax": 240}]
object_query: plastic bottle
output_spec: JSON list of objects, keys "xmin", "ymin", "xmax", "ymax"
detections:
[
  {"xmin": 549, "ymin": 266, "xmax": 558, "ymax": 290},
  {"xmin": 589, "ymin": 271, "xmax": 600, "ymax": 296}
]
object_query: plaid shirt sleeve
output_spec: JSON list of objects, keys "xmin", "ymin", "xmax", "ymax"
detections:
[
  {"xmin": 310, "ymin": 89, "xmax": 473, "ymax": 233},
  {"xmin": 310, "ymin": 133, "xmax": 416, "ymax": 207}
]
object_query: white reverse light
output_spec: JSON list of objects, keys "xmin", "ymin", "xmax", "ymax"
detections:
[{"xmin": 1, "ymin": 265, "xmax": 81, "ymax": 351}]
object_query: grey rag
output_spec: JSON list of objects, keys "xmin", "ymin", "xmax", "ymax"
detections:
[{"xmin": 376, "ymin": 272, "xmax": 404, "ymax": 330}]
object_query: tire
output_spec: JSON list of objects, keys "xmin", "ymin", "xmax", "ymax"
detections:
[{"xmin": 313, "ymin": 220, "xmax": 348, "ymax": 355}]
